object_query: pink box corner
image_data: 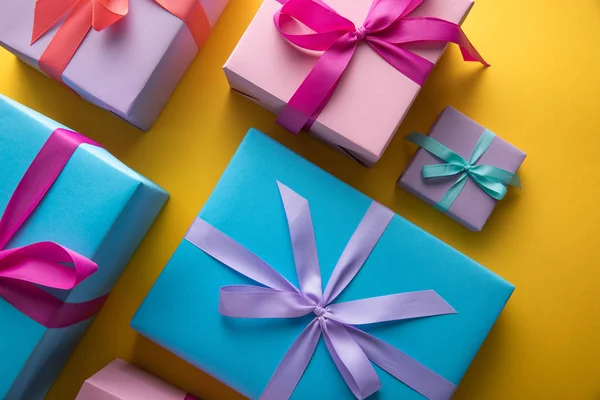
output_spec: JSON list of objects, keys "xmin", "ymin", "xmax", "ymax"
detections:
[{"xmin": 75, "ymin": 359, "xmax": 189, "ymax": 400}]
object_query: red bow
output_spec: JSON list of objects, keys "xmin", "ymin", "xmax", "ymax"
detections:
[{"xmin": 32, "ymin": 0, "xmax": 210, "ymax": 85}]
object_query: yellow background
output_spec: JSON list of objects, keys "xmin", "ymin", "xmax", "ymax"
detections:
[{"xmin": 0, "ymin": 0, "xmax": 599, "ymax": 398}]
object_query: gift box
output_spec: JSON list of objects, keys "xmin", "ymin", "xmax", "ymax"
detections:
[
  {"xmin": 132, "ymin": 128, "xmax": 514, "ymax": 400},
  {"xmin": 0, "ymin": 94, "xmax": 169, "ymax": 400},
  {"xmin": 398, "ymin": 106, "xmax": 526, "ymax": 231},
  {"xmin": 224, "ymin": 0, "xmax": 487, "ymax": 166},
  {"xmin": 0, "ymin": 0, "xmax": 229, "ymax": 130},
  {"xmin": 75, "ymin": 359, "xmax": 198, "ymax": 400}
]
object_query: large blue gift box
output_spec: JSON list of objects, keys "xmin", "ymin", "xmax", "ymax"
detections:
[
  {"xmin": 132, "ymin": 129, "xmax": 514, "ymax": 399},
  {"xmin": 0, "ymin": 95, "xmax": 169, "ymax": 400}
]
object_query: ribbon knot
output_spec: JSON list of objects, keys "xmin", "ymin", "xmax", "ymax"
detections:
[
  {"xmin": 406, "ymin": 130, "xmax": 522, "ymax": 212},
  {"xmin": 313, "ymin": 305, "xmax": 327, "ymax": 318},
  {"xmin": 354, "ymin": 26, "xmax": 368, "ymax": 41},
  {"xmin": 185, "ymin": 180, "xmax": 458, "ymax": 400},
  {"xmin": 274, "ymin": 0, "xmax": 489, "ymax": 134}
]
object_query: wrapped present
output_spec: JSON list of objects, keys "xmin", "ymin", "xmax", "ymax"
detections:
[
  {"xmin": 398, "ymin": 106, "xmax": 526, "ymax": 231},
  {"xmin": 75, "ymin": 359, "xmax": 198, "ymax": 400},
  {"xmin": 224, "ymin": 0, "xmax": 488, "ymax": 166},
  {"xmin": 0, "ymin": 94, "xmax": 169, "ymax": 400},
  {"xmin": 132, "ymin": 128, "xmax": 514, "ymax": 400},
  {"xmin": 0, "ymin": 0, "xmax": 229, "ymax": 130}
]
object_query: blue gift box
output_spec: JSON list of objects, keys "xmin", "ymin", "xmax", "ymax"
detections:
[
  {"xmin": 0, "ymin": 94, "xmax": 169, "ymax": 400},
  {"xmin": 132, "ymin": 129, "xmax": 514, "ymax": 399}
]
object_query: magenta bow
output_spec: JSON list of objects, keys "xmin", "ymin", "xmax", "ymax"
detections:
[
  {"xmin": 0, "ymin": 129, "xmax": 107, "ymax": 328},
  {"xmin": 274, "ymin": 0, "xmax": 489, "ymax": 133},
  {"xmin": 185, "ymin": 181, "xmax": 458, "ymax": 400}
]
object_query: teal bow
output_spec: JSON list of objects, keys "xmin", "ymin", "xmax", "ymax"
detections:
[{"xmin": 405, "ymin": 130, "xmax": 521, "ymax": 212}]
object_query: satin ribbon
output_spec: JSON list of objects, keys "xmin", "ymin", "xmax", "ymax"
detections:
[
  {"xmin": 185, "ymin": 181, "xmax": 458, "ymax": 400},
  {"xmin": 0, "ymin": 128, "xmax": 108, "ymax": 328},
  {"xmin": 273, "ymin": 0, "xmax": 489, "ymax": 134},
  {"xmin": 32, "ymin": 0, "xmax": 211, "ymax": 84},
  {"xmin": 406, "ymin": 130, "xmax": 521, "ymax": 211}
]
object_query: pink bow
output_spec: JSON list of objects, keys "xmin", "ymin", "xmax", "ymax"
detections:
[
  {"xmin": 274, "ymin": 0, "xmax": 489, "ymax": 133},
  {"xmin": 0, "ymin": 129, "xmax": 106, "ymax": 328}
]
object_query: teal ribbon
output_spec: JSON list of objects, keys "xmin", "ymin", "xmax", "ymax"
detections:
[{"xmin": 405, "ymin": 130, "xmax": 521, "ymax": 212}]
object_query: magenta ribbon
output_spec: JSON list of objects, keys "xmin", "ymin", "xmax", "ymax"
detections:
[
  {"xmin": 185, "ymin": 181, "xmax": 458, "ymax": 400},
  {"xmin": 273, "ymin": 0, "xmax": 489, "ymax": 134},
  {"xmin": 0, "ymin": 128, "xmax": 108, "ymax": 328}
]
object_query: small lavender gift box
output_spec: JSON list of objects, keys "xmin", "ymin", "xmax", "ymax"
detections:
[{"xmin": 398, "ymin": 106, "xmax": 526, "ymax": 231}]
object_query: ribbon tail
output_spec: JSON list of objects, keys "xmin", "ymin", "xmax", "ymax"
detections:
[
  {"xmin": 367, "ymin": 38, "xmax": 434, "ymax": 86},
  {"xmin": 436, "ymin": 173, "xmax": 469, "ymax": 212},
  {"xmin": 323, "ymin": 202, "xmax": 394, "ymax": 304},
  {"xmin": 364, "ymin": 0, "xmax": 425, "ymax": 31},
  {"xmin": 184, "ymin": 218, "xmax": 298, "ymax": 293},
  {"xmin": 219, "ymin": 285, "xmax": 314, "ymax": 318},
  {"xmin": 260, "ymin": 319, "xmax": 322, "ymax": 400},
  {"xmin": 384, "ymin": 17, "xmax": 489, "ymax": 66},
  {"xmin": 349, "ymin": 326, "xmax": 457, "ymax": 400},
  {"xmin": 510, "ymin": 174, "xmax": 522, "ymax": 189},
  {"xmin": 471, "ymin": 175, "xmax": 508, "ymax": 200},
  {"xmin": 328, "ymin": 290, "xmax": 456, "ymax": 325},
  {"xmin": 0, "ymin": 280, "xmax": 107, "ymax": 329},
  {"xmin": 321, "ymin": 320, "xmax": 381, "ymax": 399},
  {"xmin": 277, "ymin": 36, "xmax": 358, "ymax": 134},
  {"xmin": 472, "ymin": 165, "xmax": 521, "ymax": 187},
  {"xmin": 31, "ymin": 0, "xmax": 80, "ymax": 43},
  {"xmin": 38, "ymin": 0, "xmax": 93, "ymax": 84},
  {"xmin": 276, "ymin": 182, "xmax": 322, "ymax": 302}
]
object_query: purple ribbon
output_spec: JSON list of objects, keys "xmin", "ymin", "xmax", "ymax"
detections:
[{"xmin": 185, "ymin": 181, "xmax": 457, "ymax": 399}]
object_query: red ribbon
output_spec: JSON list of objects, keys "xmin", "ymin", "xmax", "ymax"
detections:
[
  {"xmin": 32, "ymin": 0, "xmax": 211, "ymax": 85},
  {"xmin": 0, "ymin": 128, "xmax": 108, "ymax": 328}
]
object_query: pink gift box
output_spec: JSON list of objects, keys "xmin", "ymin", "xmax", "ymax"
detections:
[
  {"xmin": 224, "ymin": 0, "xmax": 475, "ymax": 166},
  {"xmin": 75, "ymin": 359, "xmax": 197, "ymax": 400},
  {"xmin": 0, "ymin": 0, "xmax": 228, "ymax": 131}
]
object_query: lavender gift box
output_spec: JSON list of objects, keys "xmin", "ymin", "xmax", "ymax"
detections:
[
  {"xmin": 398, "ymin": 106, "xmax": 526, "ymax": 231},
  {"xmin": 0, "ymin": 0, "xmax": 228, "ymax": 130}
]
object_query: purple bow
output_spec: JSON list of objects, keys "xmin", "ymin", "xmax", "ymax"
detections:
[
  {"xmin": 185, "ymin": 182, "xmax": 457, "ymax": 400},
  {"xmin": 274, "ymin": 0, "xmax": 489, "ymax": 134}
]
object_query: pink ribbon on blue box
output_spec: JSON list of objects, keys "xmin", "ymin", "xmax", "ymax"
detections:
[
  {"xmin": 185, "ymin": 181, "xmax": 458, "ymax": 400},
  {"xmin": 0, "ymin": 129, "xmax": 108, "ymax": 328},
  {"xmin": 273, "ymin": 0, "xmax": 489, "ymax": 134}
]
